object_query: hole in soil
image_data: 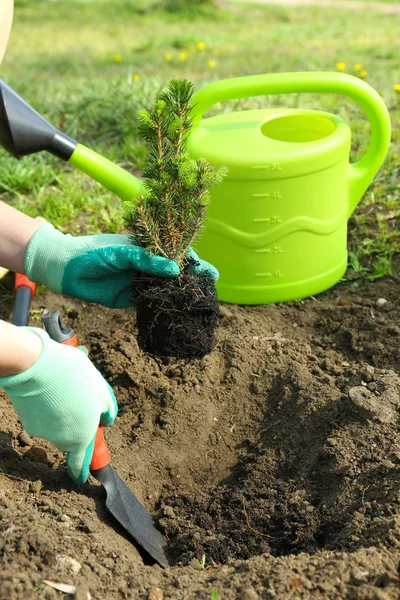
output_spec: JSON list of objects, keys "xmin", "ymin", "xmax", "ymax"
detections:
[
  {"xmin": 74, "ymin": 289, "xmax": 400, "ymax": 572},
  {"xmin": 157, "ymin": 364, "xmax": 400, "ymax": 567}
]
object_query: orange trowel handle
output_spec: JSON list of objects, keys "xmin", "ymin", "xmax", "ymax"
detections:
[
  {"xmin": 41, "ymin": 310, "xmax": 112, "ymax": 471},
  {"xmin": 15, "ymin": 273, "xmax": 36, "ymax": 295},
  {"xmin": 90, "ymin": 426, "xmax": 111, "ymax": 471}
]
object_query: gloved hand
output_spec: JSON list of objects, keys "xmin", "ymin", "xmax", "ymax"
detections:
[
  {"xmin": 25, "ymin": 223, "xmax": 219, "ymax": 308},
  {"xmin": 0, "ymin": 327, "xmax": 117, "ymax": 484}
]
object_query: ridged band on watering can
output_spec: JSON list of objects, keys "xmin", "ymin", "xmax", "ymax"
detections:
[{"xmin": 188, "ymin": 72, "xmax": 391, "ymax": 304}]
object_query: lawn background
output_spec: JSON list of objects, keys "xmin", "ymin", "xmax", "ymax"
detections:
[{"xmin": 1, "ymin": 0, "xmax": 399, "ymax": 279}]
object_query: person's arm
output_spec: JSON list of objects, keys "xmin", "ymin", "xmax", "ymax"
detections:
[
  {"xmin": 0, "ymin": 319, "xmax": 42, "ymax": 376},
  {"xmin": 0, "ymin": 0, "xmax": 13, "ymax": 65},
  {"xmin": 0, "ymin": 323, "xmax": 118, "ymax": 484},
  {"xmin": 0, "ymin": 201, "xmax": 218, "ymax": 308},
  {"xmin": 0, "ymin": 202, "xmax": 41, "ymax": 273}
]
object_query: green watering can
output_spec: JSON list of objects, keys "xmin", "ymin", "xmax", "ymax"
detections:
[
  {"xmin": 188, "ymin": 72, "xmax": 391, "ymax": 304},
  {"xmin": 0, "ymin": 73, "xmax": 391, "ymax": 304}
]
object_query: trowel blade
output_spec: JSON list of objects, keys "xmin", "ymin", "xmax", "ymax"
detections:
[{"xmin": 91, "ymin": 464, "xmax": 169, "ymax": 568}]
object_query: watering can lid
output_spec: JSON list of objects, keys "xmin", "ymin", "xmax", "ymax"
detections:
[{"xmin": 188, "ymin": 108, "xmax": 350, "ymax": 180}]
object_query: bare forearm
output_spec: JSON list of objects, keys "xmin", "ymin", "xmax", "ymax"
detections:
[
  {"xmin": 0, "ymin": 320, "xmax": 42, "ymax": 376},
  {"xmin": 0, "ymin": 0, "xmax": 13, "ymax": 65},
  {"xmin": 0, "ymin": 202, "xmax": 41, "ymax": 273}
]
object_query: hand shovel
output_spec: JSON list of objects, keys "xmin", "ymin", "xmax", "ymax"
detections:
[
  {"xmin": 40, "ymin": 310, "xmax": 169, "ymax": 567},
  {"xmin": 10, "ymin": 292, "xmax": 169, "ymax": 567}
]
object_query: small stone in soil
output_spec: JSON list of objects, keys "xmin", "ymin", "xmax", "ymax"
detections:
[
  {"xmin": 79, "ymin": 516, "xmax": 97, "ymax": 533},
  {"xmin": 60, "ymin": 514, "xmax": 71, "ymax": 523},
  {"xmin": 27, "ymin": 446, "xmax": 49, "ymax": 464},
  {"xmin": 240, "ymin": 588, "xmax": 259, "ymax": 600},
  {"xmin": 28, "ymin": 480, "xmax": 42, "ymax": 494},
  {"xmin": 387, "ymin": 326, "xmax": 400, "ymax": 335},
  {"xmin": 376, "ymin": 298, "xmax": 388, "ymax": 307},
  {"xmin": 360, "ymin": 365, "xmax": 375, "ymax": 382},
  {"xmin": 148, "ymin": 587, "xmax": 164, "ymax": 600},
  {"xmin": 56, "ymin": 555, "xmax": 82, "ymax": 575},
  {"xmin": 348, "ymin": 386, "xmax": 394, "ymax": 423},
  {"xmin": 163, "ymin": 505, "xmax": 176, "ymax": 518},
  {"xmin": 18, "ymin": 430, "xmax": 33, "ymax": 447},
  {"xmin": 74, "ymin": 588, "xmax": 91, "ymax": 600}
]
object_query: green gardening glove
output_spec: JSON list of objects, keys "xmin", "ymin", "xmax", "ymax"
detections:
[
  {"xmin": 0, "ymin": 327, "xmax": 117, "ymax": 484},
  {"xmin": 25, "ymin": 223, "xmax": 219, "ymax": 308}
]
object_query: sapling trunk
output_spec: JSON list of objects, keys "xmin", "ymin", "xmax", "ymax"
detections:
[{"xmin": 125, "ymin": 79, "xmax": 226, "ymax": 358}]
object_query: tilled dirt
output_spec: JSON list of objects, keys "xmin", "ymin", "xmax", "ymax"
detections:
[{"xmin": 1, "ymin": 273, "xmax": 400, "ymax": 599}]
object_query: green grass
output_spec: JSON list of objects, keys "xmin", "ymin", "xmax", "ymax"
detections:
[
  {"xmin": 1, "ymin": 0, "xmax": 399, "ymax": 277},
  {"xmin": 332, "ymin": 0, "xmax": 399, "ymax": 3}
]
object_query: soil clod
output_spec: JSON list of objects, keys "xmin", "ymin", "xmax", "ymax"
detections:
[{"xmin": 135, "ymin": 268, "xmax": 219, "ymax": 359}]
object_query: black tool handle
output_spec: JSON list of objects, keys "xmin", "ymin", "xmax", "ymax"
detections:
[{"xmin": 12, "ymin": 273, "xmax": 36, "ymax": 326}]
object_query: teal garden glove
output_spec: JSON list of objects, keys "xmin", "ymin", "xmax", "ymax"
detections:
[
  {"xmin": 25, "ymin": 223, "xmax": 219, "ymax": 308},
  {"xmin": 0, "ymin": 327, "xmax": 117, "ymax": 484}
]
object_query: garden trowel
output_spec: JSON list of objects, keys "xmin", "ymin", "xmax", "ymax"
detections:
[
  {"xmin": 12, "ymin": 291, "xmax": 169, "ymax": 567},
  {"xmin": 40, "ymin": 311, "xmax": 169, "ymax": 568}
]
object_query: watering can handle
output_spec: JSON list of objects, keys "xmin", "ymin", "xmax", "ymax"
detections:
[{"xmin": 191, "ymin": 72, "xmax": 391, "ymax": 217}]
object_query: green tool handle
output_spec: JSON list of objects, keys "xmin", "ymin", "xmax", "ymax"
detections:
[
  {"xmin": 191, "ymin": 72, "xmax": 391, "ymax": 216},
  {"xmin": 68, "ymin": 144, "xmax": 145, "ymax": 202}
]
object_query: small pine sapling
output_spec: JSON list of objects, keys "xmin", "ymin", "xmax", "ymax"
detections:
[
  {"xmin": 124, "ymin": 79, "xmax": 226, "ymax": 359},
  {"xmin": 125, "ymin": 79, "xmax": 226, "ymax": 265}
]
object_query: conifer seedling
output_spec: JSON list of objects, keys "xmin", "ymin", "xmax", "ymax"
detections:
[{"xmin": 125, "ymin": 79, "xmax": 227, "ymax": 358}]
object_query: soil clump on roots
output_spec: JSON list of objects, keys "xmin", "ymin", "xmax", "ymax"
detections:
[
  {"xmin": 135, "ymin": 268, "xmax": 218, "ymax": 359},
  {"xmin": 1, "ymin": 275, "xmax": 400, "ymax": 599}
]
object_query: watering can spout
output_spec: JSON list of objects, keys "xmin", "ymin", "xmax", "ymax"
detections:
[{"xmin": 0, "ymin": 79, "xmax": 145, "ymax": 201}]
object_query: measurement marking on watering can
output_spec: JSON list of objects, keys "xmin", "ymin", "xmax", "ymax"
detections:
[
  {"xmin": 252, "ymin": 162, "xmax": 282, "ymax": 171},
  {"xmin": 253, "ymin": 215, "xmax": 283, "ymax": 224},
  {"xmin": 252, "ymin": 191, "xmax": 282, "ymax": 199},
  {"xmin": 255, "ymin": 246, "xmax": 284, "ymax": 254},
  {"xmin": 255, "ymin": 270, "xmax": 284, "ymax": 278}
]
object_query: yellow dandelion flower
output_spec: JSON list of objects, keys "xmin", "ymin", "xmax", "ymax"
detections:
[
  {"xmin": 178, "ymin": 51, "xmax": 188, "ymax": 61},
  {"xmin": 113, "ymin": 53, "xmax": 122, "ymax": 62},
  {"xmin": 132, "ymin": 74, "xmax": 140, "ymax": 81},
  {"xmin": 164, "ymin": 53, "xmax": 173, "ymax": 61},
  {"xmin": 354, "ymin": 63, "xmax": 363, "ymax": 71},
  {"xmin": 336, "ymin": 62, "xmax": 346, "ymax": 71},
  {"xmin": 360, "ymin": 70, "xmax": 368, "ymax": 78},
  {"xmin": 197, "ymin": 42, "xmax": 206, "ymax": 51},
  {"xmin": 208, "ymin": 59, "xmax": 216, "ymax": 69},
  {"xmin": 393, "ymin": 84, "xmax": 400, "ymax": 92}
]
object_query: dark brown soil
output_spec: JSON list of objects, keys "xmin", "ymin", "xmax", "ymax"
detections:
[
  {"xmin": 1, "ymin": 269, "xmax": 400, "ymax": 599},
  {"xmin": 135, "ymin": 268, "xmax": 218, "ymax": 359}
]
